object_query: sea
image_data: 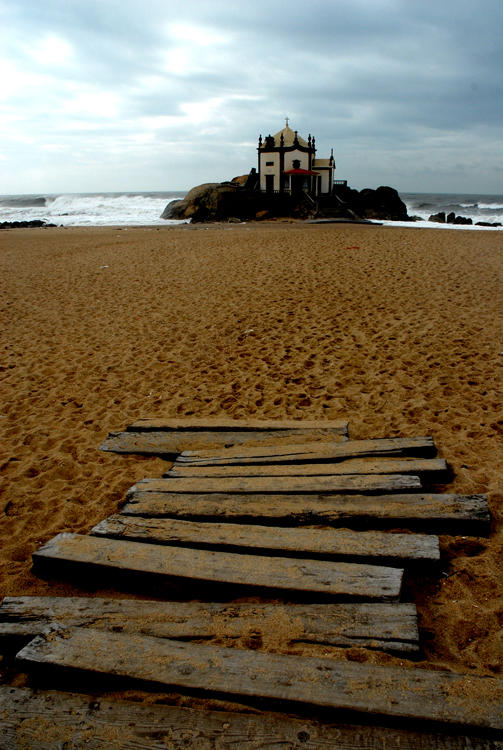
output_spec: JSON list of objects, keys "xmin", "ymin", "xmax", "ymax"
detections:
[{"xmin": 0, "ymin": 190, "xmax": 502, "ymax": 229}]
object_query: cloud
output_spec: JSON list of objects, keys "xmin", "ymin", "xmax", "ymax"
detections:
[{"xmin": 0, "ymin": 0, "xmax": 502, "ymax": 193}]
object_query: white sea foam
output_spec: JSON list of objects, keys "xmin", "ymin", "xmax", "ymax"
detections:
[
  {"xmin": 0, "ymin": 191, "xmax": 187, "ymax": 226},
  {"xmin": 478, "ymin": 202, "xmax": 503, "ymax": 210},
  {"xmin": 379, "ymin": 218, "xmax": 503, "ymax": 231}
]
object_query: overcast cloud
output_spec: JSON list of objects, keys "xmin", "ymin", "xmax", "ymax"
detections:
[{"xmin": 1, "ymin": 0, "xmax": 502, "ymax": 194}]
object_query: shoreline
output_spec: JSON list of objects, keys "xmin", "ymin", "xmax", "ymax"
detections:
[
  {"xmin": 1, "ymin": 222, "xmax": 502, "ymax": 680},
  {"xmin": 2, "ymin": 216, "xmax": 503, "ymax": 231}
]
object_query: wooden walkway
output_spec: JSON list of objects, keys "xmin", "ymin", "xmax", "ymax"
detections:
[{"xmin": 1, "ymin": 418, "xmax": 499, "ymax": 746}]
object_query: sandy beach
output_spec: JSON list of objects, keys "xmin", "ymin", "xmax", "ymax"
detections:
[{"xmin": 1, "ymin": 221, "xmax": 502, "ymax": 685}]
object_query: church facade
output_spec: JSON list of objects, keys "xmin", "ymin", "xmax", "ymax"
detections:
[{"xmin": 257, "ymin": 120, "xmax": 336, "ymax": 196}]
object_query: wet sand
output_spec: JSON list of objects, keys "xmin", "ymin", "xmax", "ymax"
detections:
[{"xmin": 1, "ymin": 221, "xmax": 502, "ymax": 682}]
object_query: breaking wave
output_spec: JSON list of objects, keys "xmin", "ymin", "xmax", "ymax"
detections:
[{"xmin": 0, "ymin": 191, "xmax": 187, "ymax": 226}]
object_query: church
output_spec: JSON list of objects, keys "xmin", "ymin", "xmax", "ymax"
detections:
[{"xmin": 257, "ymin": 119, "xmax": 336, "ymax": 196}]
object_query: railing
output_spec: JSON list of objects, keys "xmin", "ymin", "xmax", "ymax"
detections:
[
  {"xmin": 260, "ymin": 188, "xmax": 334, "ymax": 196},
  {"xmin": 333, "ymin": 180, "xmax": 347, "ymax": 187},
  {"xmin": 302, "ymin": 191, "xmax": 316, "ymax": 207}
]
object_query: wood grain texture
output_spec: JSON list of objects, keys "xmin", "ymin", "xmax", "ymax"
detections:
[
  {"xmin": 177, "ymin": 436, "xmax": 437, "ymax": 465},
  {"xmin": 130, "ymin": 474, "xmax": 422, "ymax": 495},
  {"xmin": 166, "ymin": 457, "xmax": 448, "ymax": 479},
  {"xmin": 121, "ymin": 492, "xmax": 490, "ymax": 532},
  {"xmin": 100, "ymin": 420, "xmax": 349, "ymax": 454},
  {"xmin": 16, "ymin": 628, "xmax": 503, "ymax": 731},
  {"xmin": 91, "ymin": 515, "xmax": 440, "ymax": 565},
  {"xmin": 0, "ymin": 597, "xmax": 420, "ymax": 653},
  {"xmin": 3, "ymin": 686, "xmax": 501, "ymax": 749},
  {"xmin": 32, "ymin": 534, "xmax": 403, "ymax": 600}
]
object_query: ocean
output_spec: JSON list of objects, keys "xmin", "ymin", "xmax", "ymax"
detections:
[
  {"xmin": 391, "ymin": 192, "xmax": 503, "ymax": 230},
  {"xmin": 0, "ymin": 190, "xmax": 502, "ymax": 229},
  {"xmin": 0, "ymin": 191, "xmax": 185, "ymax": 227}
]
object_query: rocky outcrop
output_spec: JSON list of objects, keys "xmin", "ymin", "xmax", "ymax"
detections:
[
  {"xmin": 161, "ymin": 180, "xmax": 313, "ymax": 223},
  {"xmin": 161, "ymin": 177, "xmax": 410, "ymax": 223},
  {"xmin": 316, "ymin": 185, "xmax": 409, "ymax": 222},
  {"xmin": 161, "ymin": 182, "xmax": 261, "ymax": 222},
  {"xmin": 353, "ymin": 186, "xmax": 409, "ymax": 221}
]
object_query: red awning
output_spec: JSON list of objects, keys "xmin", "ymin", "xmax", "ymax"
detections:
[{"xmin": 283, "ymin": 168, "xmax": 319, "ymax": 175}]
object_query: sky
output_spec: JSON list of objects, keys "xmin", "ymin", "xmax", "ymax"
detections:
[{"xmin": 1, "ymin": 0, "xmax": 502, "ymax": 195}]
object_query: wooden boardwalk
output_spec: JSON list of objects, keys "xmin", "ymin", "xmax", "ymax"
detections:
[
  {"xmin": 16, "ymin": 627, "xmax": 503, "ymax": 731},
  {"xmin": 2, "ymin": 419, "xmax": 498, "ymax": 745}
]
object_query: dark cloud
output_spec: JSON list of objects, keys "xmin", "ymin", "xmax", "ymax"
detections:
[{"xmin": 1, "ymin": 0, "xmax": 502, "ymax": 192}]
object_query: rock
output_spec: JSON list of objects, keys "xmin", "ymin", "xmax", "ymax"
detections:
[
  {"xmin": 444, "ymin": 212, "xmax": 472, "ymax": 225},
  {"xmin": 428, "ymin": 211, "xmax": 474, "ymax": 226},
  {"xmin": 354, "ymin": 186, "xmax": 409, "ymax": 221},
  {"xmin": 0, "ymin": 220, "xmax": 57, "ymax": 229},
  {"xmin": 160, "ymin": 182, "xmax": 264, "ymax": 223},
  {"xmin": 475, "ymin": 221, "xmax": 502, "ymax": 227},
  {"xmin": 316, "ymin": 185, "xmax": 409, "ymax": 221},
  {"xmin": 161, "ymin": 183, "xmax": 220, "ymax": 220},
  {"xmin": 160, "ymin": 199, "xmax": 184, "ymax": 219}
]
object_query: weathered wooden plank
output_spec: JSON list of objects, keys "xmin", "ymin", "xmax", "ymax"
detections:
[
  {"xmin": 177, "ymin": 436, "xmax": 437, "ymax": 465},
  {"xmin": 131, "ymin": 474, "xmax": 422, "ymax": 495},
  {"xmin": 3, "ymin": 687, "xmax": 501, "ymax": 750},
  {"xmin": 100, "ymin": 420, "xmax": 349, "ymax": 454},
  {"xmin": 16, "ymin": 628, "xmax": 503, "ymax": 731},
  {"xmin": 32, "ymin": 534, "xmax": 403, "ymax": 600},
  {"xmin": 121, "ymin": 492, "xmax": 490, "ymax": 533},
  {"xmin": 128, "ymin": 418, "xmax": 349, "ymax": 433},
  {"xmin": 166, "ymin": 457, "xmax": 448, "ymax": 479},
  {"xmin": 0, "ymin": 597, "xmax": 420, "ymax": 653},
  {"xmin": 91, "ymin": 515, "xmax": 440, "ymax": 565}
]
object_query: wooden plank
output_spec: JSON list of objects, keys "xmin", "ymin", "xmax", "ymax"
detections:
[
  {"xmin": 121, "ymin": 491, "xmax": 490, "ymax": 533},
  {"xmin": 166, "ymin": 457, "xmax": 448, "ymax": 479},
  {"xmin": 130, "ymin": 474, "xmax": 422, "ymax": 495},
  {"xmin": 16, "ymin": 628, "xmax": 503, "ymax": 731},
  {"xmin": 100, "ymin": 420, "xmax": 349, "ymax": 455},
  {"xmin": 177, "ymin": 436, "xmax": 437, "ymax": 465},
  {"xmin": 3, "ymin": 687, "xmax": 501, "ymax": 750},
  {"xmin": 32, "ymin": 533, "xmax": 404, "ymax": 600},
  {"xmin": 91, "ymin": 515, "xmax": 440, "ymax": 565},
  {"xmin": 0, "ymin": 597, "xmax": 420, "ymax": 653},
  {"xmin": 128, "ymin": 418, "xmax": 350, "ymax": 432}
]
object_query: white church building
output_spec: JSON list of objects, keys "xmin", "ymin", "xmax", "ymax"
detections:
[{"xmin": 257, "ymin": 120, "xmax": 336, "ymax": 196}]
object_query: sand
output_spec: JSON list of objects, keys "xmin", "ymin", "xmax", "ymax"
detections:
[{"xmin": 1, "ymin": 221, "xmax": 502, "ymax": 684}]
